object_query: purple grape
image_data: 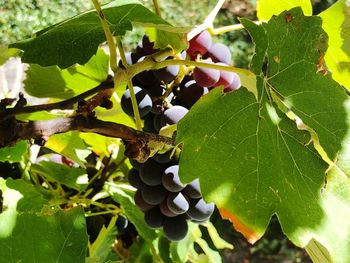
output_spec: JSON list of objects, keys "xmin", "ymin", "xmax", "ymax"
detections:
[
  {"xmin": 215, "ymin": 62, "xmax": 235, "ymax": 88},
  {"xmin": 163, "ymin": 215, "xmax": 188, "ymax": 241},
  {"xmin": 186, "ymin": 198, "xmax": 215, "ymax": 221},
  {"xmin": 134, "ymin": 190, "xmax": 154, "ymax": 212},
  {"xmin": 145, "ymin": 83, "xmax": 164, "ymax": 98},
  {"xmin": 205, "ymin": 43, "xmax": 231, "ymax": 64},
  {"xmin": 130, "ymin": 159, "xmax": 141, "ymax": 170},
  {"xmin": 180, "ymin": 79, "xmax": 208, "ymax": 107},
  {"xmin": 128, "ymin": 168, "xmax": 145, "ymax": 189},
  {"xmin": 162, "ymin": 165, "xmax": 185, "ymax": 192},
  {"xmin": 118, "ymin": 52, "xmax": 141, "ymax": 68},
  {"xmin": 143, "ymin": 113, "xmax": 158, "ymax": 133},
  {"xmin": 160, "ymin": 200, "xmax": 177, "ymax": 217},
  {"xmin": 153, "ymin": 114, "xmax": 163, "ymax": 132},
  {"xmin": 182, "ymin": 179, "xmax": 201, "ymax": 199},
  {"xmin": 154, "ymin": 59, "xmax": 180, "ymax": 83},
  {"xmin": 188, "ymin": 30, "xmax": 212, "ymax": 59},
  {"xmin": 116, "ymin": 214, "xmax": 128, "ymax": 230},
  {"xmin": 193, "ymin": 65, "xmax": 220, "ymax": 87},
  {"xmin": 141, "ymin": 184, "xmax": 167, "ymax": 205},
  {"xmin": 161, "ymin": 106, "xmax": 188, "ymax": 126},
  {"xmin": 151, "ymin": 99, "xmax": 166, "ymax": 115},
  {"xmin": 121, "ymin": 86, "xmax": 152, "ymax": 118},
  {"xmin": 144, "ymin": 206, "xmax": 165, "ymax": 229},
  {"xmin": 153, "ymin": 151, "xmax": 173, "ymax": 164},
  {"xmin": 139, "ymin": 158, "xmax": 167, "ymax": 186},
  {"xmin": 167, "ymin": 192, "xmax": 189, "ymax": 215},
  {"xmin": 224, "ymin": 72, "xmax": 241, "ymax": 92},
  {"xmin": 134, "ymin": 56, "xmax": 160, "ymax": 87}
]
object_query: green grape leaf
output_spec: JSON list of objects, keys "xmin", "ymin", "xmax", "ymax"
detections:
[
  {"xmin": 0, "ymin": 179, "xmax": 86, "ymax": 262},
  {"xmin": 0, "ymin": 178, "xmax": 52, "ymax": 213},
  {"xmin": 0, "ymin": 141, "xmax": 28, "ymax": 162},
  {"xmin": 89, "ymin": 216, "xmax": 119, "ymax": 262},
  {"xmin": 0, "ymin": 45, "xmax": 20, "ymax": 66},
  {"xmin": 319, "ymin": 0, "xmax": 350, "ymax": 91},
  {"xmin": 177, "ymin": 8, "xmax": 350, "ymax": 262},
  {"xmin": 106, "ymin": 182, "xmax": 157, "ymax": 242},
  {"xmin": 9, "ymin": 0, "xmax": 188, "ymax": 68},
  {"xmin": 257, "ymin": 0, "xmax": 312, "ymax": 20},
  {"xmin": 239, "ymin": 19, "xmax": 268, "ymax": 75},
  {"xmin": 32, "ymin": 160, "xmax": 88, "ymax": 191},
  {"xmin": 0, "ymin": 206, "xmax": 87, "ymax": 263},
  {"xmin": 302, "ymin": 165, "xmax": 350, "ymax": 263},
  {"xmin": 24, "ymin": 48, "xmax": 109, "ymax": 99},
  {"xmin": 170, "ymin": 222, "xmax": 199, "ymax": 262},
  {"xmin": 158, "ymin": 236, "xmax": 171, "ymax": 263},
  {"xmin": 257, "ymin": 8, "xmax": 347, "ymax": 160},
  {"xmin": 45, "ymin": 131, "xmax": 91, "ymax": 167},
  {"xmin": 203, "ymin": 222, "xmax": 233, "ymax": 250}
]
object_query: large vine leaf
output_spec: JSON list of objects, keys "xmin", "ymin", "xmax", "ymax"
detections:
[
  {"xmin": 9, "ymin": 0, "xmax": 188, "ymax": 68},
  {"xmin": 23, "ymin": 48, "xmax": 109, "ymax": 99},
  {"xmin": 251, "ymin": 9, "xmax": 347, "ymax": 160},
  {"xmin": 320, "ymin": 0, "xmax": 350, "ymax": 91},
  {"xmin": 257, "ymin": 0, "xmax": 312, "ymax": 20},
  {"xmin": 0, "ymin": 179, "xmax": 88, "ymax": 262},
  {"xmin": 0, "ymin": 207, "xmax": 87, "ymax": 263},
  {"xmin": 177, "ymin": 8, "xmax": 350, "ymax": 262}
]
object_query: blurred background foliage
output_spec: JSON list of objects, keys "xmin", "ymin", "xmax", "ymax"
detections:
[
  {"xmin": 0, "ymin": 0, "xmax": 337, "ymax": 262},
  {"xmin": 0, "ymin": 0, "xmax": 336, "ymax": 67}
]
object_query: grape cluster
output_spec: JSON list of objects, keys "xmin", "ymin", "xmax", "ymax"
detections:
[
  {"xmin": 120, "ymin": 32, "xmax": 241, "ymax": 240},
  {"xmin": 128, "ymin": 153, "xmax": 214, "ymax": 241},
  {"xmin": 120, "ymin": 32, "xmax": 241, "ymax": 133}
]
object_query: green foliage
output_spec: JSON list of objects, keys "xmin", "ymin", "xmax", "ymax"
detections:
[
  {"xmin": 319, "ymin": 0, "xmax": 350, "ymax": 91},
  {"xmin": 257, "ymin": 0, "xmax": 312, "ymax": 19},
  {"xmin": 177, "ymin": 7, "xmax": 350, "ymax": 263},
  {"xmin": 0, "ymin": 141, "xmax": 28, "ymax": 162},
  {"xmin": 24, "ymin": 48, "xmax": 109, "ymax": 98},
  {"xmin": 0, "ymin": 179, "xmax": 87, "ymax": 262},
  {"xmin": 0, "ymin": 0, "xmax": 93, "ymax": 44},
  {"xmin": 9, "ymin": 0, "xmax": 188, "ymax": 68}
]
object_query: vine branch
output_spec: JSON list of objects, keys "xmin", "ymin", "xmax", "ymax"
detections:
[
  {"xmin": 91, "ymin": 0, "xmax": 118, "ymax": 74},
  {"xmin": 0, "ymin": 76, "xmax": 114, "ymax": 121},
  {"xmin": 2, "ymin": 115, "xmax": 175, "ymax": 162}
]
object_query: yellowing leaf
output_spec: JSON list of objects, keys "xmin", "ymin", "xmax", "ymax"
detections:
[
  {"xmin": 320, "ymin": 0, "xmax": 350, "ymax": 91},
  {"xmin": 257, "ymin": 0, "xmax": 312, "ymax": 20}
]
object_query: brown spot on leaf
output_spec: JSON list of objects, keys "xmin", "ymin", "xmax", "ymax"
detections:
[
  {"xmin": 285, "ymin": 13, "xmax": 293, "ymax": 23},
  {"xmin": 316, "ymin": 53, "xmax": 328, "ymax": 75}
]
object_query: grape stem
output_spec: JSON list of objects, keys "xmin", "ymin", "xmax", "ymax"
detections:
[
  {"xmin": 116, "ymin": 36, "xmax": 143, "ymax": 130},
  {"xmin": 154, "ymin": 58, "xmax": 252, "ymax": 76},
  {"xmin": 187, "ymin": 0, "xmax": 226, "ymax": 40},
  {"xmin": 152, "ymin": 0, "xmax": 162, "ymax": 17},
  {"xmin": 91, "ymin": 0, "xmax": 119, "ymax": 74},
  {"xmin": 209, "ymin": 21, "xmax": 264, "ymax": 35}
]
